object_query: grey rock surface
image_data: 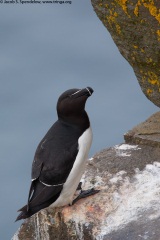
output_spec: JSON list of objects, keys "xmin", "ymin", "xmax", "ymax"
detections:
[
  {"xmin": 12, "ymin": 112, "xmax": 160, "ymax": 240},
  {"xmin": 124, "ymin": 111, "xmax": 160, "ymax": 147}
]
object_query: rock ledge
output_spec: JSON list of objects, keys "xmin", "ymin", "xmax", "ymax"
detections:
[{"xmin": 12, "ymin": 112, "xmax": 160, "ymax": 240}]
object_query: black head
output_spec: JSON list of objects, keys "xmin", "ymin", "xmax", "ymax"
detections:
[{"xmin": 57, "ymin": 87, "xmax": 93, "ymax": 123}]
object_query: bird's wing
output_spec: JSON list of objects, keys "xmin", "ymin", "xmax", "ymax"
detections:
[
  {"xmin": 32, "ymin": 137, "xmax": 79, "ymax": 185},
  {"xmin": 26, "ymin": 122, "xmax": 80, "ymax": 208},
  {"xmin": 23, "ymin": 138, "xmax": 78, "ymax": 211}
]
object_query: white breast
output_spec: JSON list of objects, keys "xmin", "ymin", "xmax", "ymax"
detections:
[{"xmin": 51, "ymin": 126, "xmax": 93, "ymax": 207}]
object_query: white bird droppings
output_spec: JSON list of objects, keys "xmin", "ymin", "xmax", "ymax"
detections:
[
  {"xmin": 97, "ymin": 162, "xmax": 160, "ymax": 237},
  {"xmin": 114, "ymin": 144, "xmax": 141, "ymax": 157}
]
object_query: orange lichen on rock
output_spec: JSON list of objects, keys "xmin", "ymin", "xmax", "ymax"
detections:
[
  {"xmin": 134, "ymin": 0, "xmax": 160, "ymax": 24},
  {"xmin": 156, "ymin": 29, "xmax": 160, "ymax": 41},
  {"xmin": 134, "ymin": 0, "xmax": 141, "ymax": 16},
  {"xmin": 106, "ymin": 7, "xmax": 121, "ymax": 34},
  {"xmin": 116, "ymin": 0, "xmax": 128, "ymax": 15},
  {"xmin": 147, "ymin": 71, "xmax": 160, "ymax": 88},
  {"xmin": 147, "ymin": 89, "xmax": 153, "ymax": 96}
]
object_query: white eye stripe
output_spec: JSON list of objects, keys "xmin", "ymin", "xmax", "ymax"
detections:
[
  {"xmin": 86, "ymin": 87, "xmax": 92, "ymax": 96},
  {"xmin": 71, "ymin": 89, "xmax": 82, "ymax": 96}
]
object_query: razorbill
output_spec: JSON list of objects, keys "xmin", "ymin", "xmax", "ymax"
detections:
[{"xmin": 16, "ymin": 87, "xmax": 99, "ymax": 221}]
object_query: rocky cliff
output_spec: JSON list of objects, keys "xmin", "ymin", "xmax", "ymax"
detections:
[
  {"xmin": 91, "ymin": 0, "xmax": 160, "ymax": 108},
  {"xmin": 12, "ymin": 112, "xmax": 160, "ymax": 240}
]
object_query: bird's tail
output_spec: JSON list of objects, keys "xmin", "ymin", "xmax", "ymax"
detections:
[
  {"xmin": 15, "ymin": 180, "xmax": 63, "ymax": 221},
  {"xmin": 16, "ymin": 202, "xmax": 49, "ymax": 221},
  {"xmin": 16, "ymin": 205, "xmax": 33, "ymax": 221}
]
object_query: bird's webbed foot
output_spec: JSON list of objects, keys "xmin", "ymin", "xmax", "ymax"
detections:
[{"xmin": 72, "ymin": 188, "xmax": 100, "ymax": 205}]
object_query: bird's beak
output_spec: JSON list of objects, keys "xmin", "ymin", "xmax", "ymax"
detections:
[{"xmin": 71, "ymin": 87, "xmax": 94, "ymax": 98}]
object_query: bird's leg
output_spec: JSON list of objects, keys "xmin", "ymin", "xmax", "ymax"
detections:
[
  {"xmin": 68, "ymin": 182, "xmax": 83, "ymax": 206},
  {"xmin": 76, "ymin": 181, "xmax": 82, "ymax": 191},
  {"xmin": 72, "ymin": 188, "xmax": 100, "ymax": 205}
]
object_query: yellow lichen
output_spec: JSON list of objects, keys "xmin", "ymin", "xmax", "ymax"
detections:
[
  {"xmin": 147, "ymin": 89, "xmax": 153, "ymax": 95},
  {"xmin": 134, "ymin": 0, "xmax": 160, "ymax": 24},
  {"xmin": 116, "ymin": 0, "xmax": 129, "ymax": 16},
  {"xmin": 105, "ymin": 5, "xmax": 121, "ymax": 35},
  {"xmin": 134, "ymin": 1, "xmax": 141, "ymax": 16},
  {"xmin": 156, "ymin": 29, "xmax": 160, "ymax": 41},
  {"xmin": 148, "ymin": 71, "xmax": 160, "ymax": 87},
  {"xmin": 140, "ymin": 19, "xmax": 145, "ymax": 23},
  {"xmin": 106, "ymin": 12, "xmax": 122, "ymax": 34},
  {"xmin": 157, "ymin": 30, "xmax": 160, "ymax": 36},
  {"xmin": 142, "ymin": 76, "xmax": 146, "ymax": 83},
  {"xmin": 146, "ymin": 58, "xmax": 153, "ymax": 63},
  {"xmin": 116, "ymin": 24, "xmax": 121, "ymax": 34},
  {"xmin": 114, "ymin": 12, "xmax": 118, "ymax": 17},
  {"xmin": 149, "ymin": 79, "xmax": 159, "ymax": 85}
]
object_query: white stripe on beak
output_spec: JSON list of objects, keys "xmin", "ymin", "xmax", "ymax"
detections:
[{"xmin": 86, "ymin": 87, "xmax": 92, "ymax": 96}]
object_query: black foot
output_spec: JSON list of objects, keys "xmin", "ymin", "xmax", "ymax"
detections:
[
  {"xmin": 72, "ymin": 188, "xmax": 100, "ymax": 205},
  {"xmin": 76, "ymin": 182, "xmax": 82, "ymax": 191}
]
